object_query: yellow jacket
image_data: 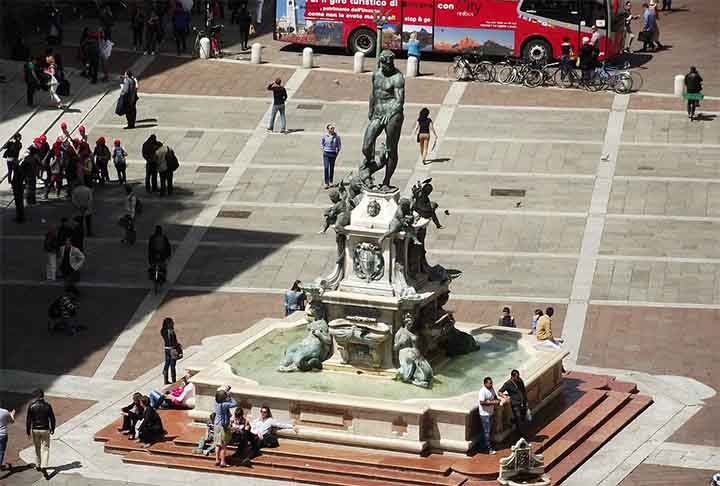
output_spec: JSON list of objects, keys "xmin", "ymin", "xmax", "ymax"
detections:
[{"xmin": 536, "ymin": 315, "xmax": 554, "ymax": 341}]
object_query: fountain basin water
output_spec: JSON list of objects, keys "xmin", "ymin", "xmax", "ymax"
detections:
[{"xmin": 188, "ymin": 314, "xmax": 567, "ymax": 454}]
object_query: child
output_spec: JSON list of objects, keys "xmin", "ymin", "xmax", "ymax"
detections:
[
  {"xmin": 93, "ymin": 137, "xmax": 111, "ymax": 184},
  {"xmin": 193, "ymin": 412, "xmax": 216, "ymax": 456},
  {"xmin": 112, "ymin": 139, "xmax": 127, "ymax": 184}
]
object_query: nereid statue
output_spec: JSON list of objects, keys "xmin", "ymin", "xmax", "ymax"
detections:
[
  {"xmin": 362, "ymin": 50, "xmax": 404, "ymax": 190},
  {"xmin": 394, "ymin": 312, "xmax": 433, "ymax": 388},
  {"xmin": 278, "ymin": 317, "xmax": 333, "ymax": 372},
  {"xmin": 378, "ymin": 198, "xmax": 421, "ymax": 246}
]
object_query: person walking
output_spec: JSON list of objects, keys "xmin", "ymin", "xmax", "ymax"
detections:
[
  {"xmin": 93, "ymin": 137, "xmax": 111, "ymax": 184},
  {"xmin": 85, "ymin": 31, "xmax": 101, "ymax": 84},
  {"xmin": 2, "ymin": 133, "xmax": 22, "ymax": 184},
  {"xmin": 407, "ymin": 32, "xmax": 422, "ymax": 75},
  {"xmin": 172, "ymin": 2, "xmax": 191, "ymax": 55},
  {"xmin": 26, "ymin": 389, "xmax": 55, "ymax": 479},
  {"xmin": 44, "ymin": 57, "xmax": 63, "ymax": 109},
  {"xmin": 661, "ymin": 0, "xmax": 672, "ymax": 11},
  {"xmin": 639, "ymin": 3, "xmax": 656, "ymax": 52},
  {"xmin": 238, "ymin": 6, "xmax": 253, "ymax": 50},
  {"xmin": 578, "ymin": 37, "xmax": 598, "ymax": 85},
  {"xmin": 122, "ymin": 185, "xmax": 138, "ymax": 245},
  {"xmin": 161, "ymin": 317, "xmax": 180, "ymax": 384},
  {"xmin": 132, "ymin": 7, "xmax": 146, "ymax": 51},
  {"xmin": 0, "ymin": 405, "xmax": 16, "ymax": 471},
  {"xmin": 58, "ymin": 238, "xmax": 85, "ymax": 293},
  {"xmin": 213, "ymin": 387, "xmax": 237, "ymax": 468},
  {"xmin": 44, "ymin": 224, "xmax": 60, "ymax": 281},
  {"xmin": 413, "ymin": 107, "xmax": 437, "ymax": 163},
  {"xmin": 142, "ymin": 134, "xmax": 161, "ymax": 193},
  {"xmin": 499, "ymin": 370, "xmax": 529, "ymax": 439},
  {"xmin": 120, "ymin": 71, "xmax": 139, "ymax": 130},
  {"xmin": 684, "ymin": 66, "xmax": 704, "ymax": 120},
  {"xmin": 23, "ymin": 57, "xmax": 40, "ymax": 106},
  {"xmin": 11, "ymin": 153, "xmax": 26, "ymax": 223},
  {"xmin": 320, "ymin": 124, "xmax": 341, "ymax": 188},
  {"xmin": 267, "ymin": 78, "xmax": 288, "ymax": 133},
  {"xmin": 145, "ymin": 10, "xmax": 161, "ymax": 55},
  {"xmin": 650, "ymin": 2, "xmax": 664, "ymax": 49},
  {"xmin": 623, "ymin": 1, "xmax": 638, "ymax": 53},
  {"xmin": 154, "ymin": 144, "xmax": 174, "ymax": 196},
  {"xmin": 478, "ymin": 377, "xmax": 500, "ymax": 455},
  {"xmin": 71, "ymin": 182, "xmax": 94, "ymax": 236},
  {"xmin": 113, "ymin": 139, "xmax": 128, "ymax": 183}
]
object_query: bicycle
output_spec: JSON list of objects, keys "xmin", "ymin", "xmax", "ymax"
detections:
[
  {"xmin": 192, "ymin": 24, "xmax": 224, "ymax": 58},
  {"xmin": 448, "ymin": 50, "xmax": 495, "ymax": 82},
  {"xmin": 594, "ymin": 61, "xmax": 634, "ymax": 94}
]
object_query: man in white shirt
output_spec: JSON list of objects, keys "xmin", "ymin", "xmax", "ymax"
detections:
[{"xmin": 478, "ymin": 376, "xmax": 501, "ymax": 454}]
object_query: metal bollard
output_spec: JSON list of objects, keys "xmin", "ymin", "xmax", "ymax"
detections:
[
  {"xmin": 353, "ymin": 52, "xmax": 365, "ymax": 73},
  {"xmin": 674, "ymin": 74, "xmax": 685, "ymax": 97},
  {"xmin": 406, "ymin": 56, "xmax": 418, "ymax": 78},
  {"xmin": 251, "ymin": 43, "xmax": 262, "ymax": 64},
  {"xmin": 199, "ymin": 37, "xmax": 211, "ymax": 59},
  {"xmin": 302, "ymin": 47, "xmax": 314, "ymax": 69}
]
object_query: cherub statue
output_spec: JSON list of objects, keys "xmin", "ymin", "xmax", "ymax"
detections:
[
  {"xmin": 278, "ymin": 318, "xmax": 333, "ymax": 372},
  {"xmin": 319, "ymin": 185, "xmax": 351, "ymax": 234},
  {"xmin": 412, "ymin": 178, "xmax": 443, "ymax": 229},
  {"xmin": 378, "ymin": 198, "xmax": 421, "ymax": 245}
]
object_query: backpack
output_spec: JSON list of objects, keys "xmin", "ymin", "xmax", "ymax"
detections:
[{"xmin": 166, "ymin": 148, "xmax": 179, "ymax": 172}]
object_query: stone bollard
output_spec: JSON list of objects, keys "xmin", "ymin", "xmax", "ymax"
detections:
[
  {"xmin": 302, "ymin": 47, "xmax": 314, "ymax": 68},
  {"xmin": 406, "ymin": 56, "xmax": 418, "ymax": 78},
  {"xmin": 251, "ymin": 43, "xmax": 262, "ymax": 64},
  {"xmin": 353, "ymin": 52, "xmax": 365, "ymax": 73},
  {"xmin": 674, "ymin": 74, "xmax": 685, "ymax": 97},
  {"xmin": 199, "ymin": 37, "xmax": 211, "ymax": 59}
]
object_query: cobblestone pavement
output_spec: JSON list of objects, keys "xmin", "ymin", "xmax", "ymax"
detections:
[{"xmin": 1, "ymin": 24, "xmax": 720, "ymax": 486}]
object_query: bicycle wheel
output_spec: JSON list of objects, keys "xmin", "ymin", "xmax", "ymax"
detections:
[
  {"xmin": 474, "ymin": 61, "xmax": 495, "ymax": 82},
  {"xmin": 554, "ymin": 68, "xmax": 575, "ymax": 88},
  {"xmin": 543, "ymin": 67, "xmax": 559, "ymax": 87},
  {"xmin": 584, "ymin": 72, "xmax": 605, "ymax": 92},
  {"xmin": 524, "ymin": 68, "xmax": 544, "ymax": 88},
  {"xmin": 612, "ymin": 73, "xmax": 633, "ymax": 94},
  {"xmin": 629, "ymin": 70, "xmax": 644, "ymax": 92},
  {"xmin": 448, "ymin": 61, "xmax": 463, "ymax": 81},
  {"xmin": 496, "ymin": 65, "xmax": 516, "ymax": 84}
]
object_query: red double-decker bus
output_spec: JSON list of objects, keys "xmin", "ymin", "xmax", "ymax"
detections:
[{"xmin": 275, "ymin": 0, "xmax": 625, "ymax": 61}]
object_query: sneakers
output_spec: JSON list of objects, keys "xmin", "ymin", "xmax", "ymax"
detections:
[{"xmin": 489, "ymin": 449, "xmax": 497, "ymax": 455}]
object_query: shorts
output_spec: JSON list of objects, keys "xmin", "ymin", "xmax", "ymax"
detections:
[
  {"xmin": 418, "ymin": 133, "xmax": 430, "ymax": 142},
  {"xmin": 213, "ymin": 425, "xmax": 229, "ymax": 446}
]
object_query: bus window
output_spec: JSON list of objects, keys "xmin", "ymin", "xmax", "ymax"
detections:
[
  {"xmin": 580, "ymin": 0, "xmax": 607, "ymax": 27},
  {"xmin": 519, "ymin": 0, "xmax": 580, "ymax": 24}
]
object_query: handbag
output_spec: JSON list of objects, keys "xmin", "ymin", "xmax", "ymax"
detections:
[
  {"xmin": 115, "ymin": 95, "xmax": 126, "ymax": 116},
  {"xmin": 638, "ymin": 30, "xmax": 652, "ymax": 42},
  {"xmin": 170, "ymin": 343, "xmax": 183, "ymax": 360}
]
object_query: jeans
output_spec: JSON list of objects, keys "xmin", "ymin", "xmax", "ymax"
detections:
[
  {"xmin": 511, "ymin": 404, "xmax": 528, "ymax": 438},
  {"xmin": 145, "ymin": 162, "xmax": 158, "ymax": 192},
  {"xmin": 687, "ymin": 99, "xmax": 698, "ymax": 117},
  {"xmin": 268, "ymin": 104, "xmax": 286, "ymax": 131},
  {"xmin": 479, "ymin": 415, "xmax": 493, "ymax": 451},
  {"xmin": 163, "ymin": 347, "xmax": 177, "ymax": 384},
  {"xmin": 322, "ymin": 152, "xmax": 337, "ymax": 185},
  {"xmin": 32, "ymin": 429, "xmax": 51, "ymax": 469},
  {"xmin": 174, "ymin": 29, "xmax": 187, "ymax": 53},
  {"xmin": 662, "ymin": 0, "xmax": 671, "ymax": 9},
  {"xmin": 0, "ymin": 434, "xmax": 7, "ymax": 466},
  {"xmin": 160, "ymin": 170, "xmax": 174, "ymax": 195}
]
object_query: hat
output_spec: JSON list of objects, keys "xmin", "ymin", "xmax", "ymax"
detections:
[
  {"xmin": 39, "ymin": 134, "xmax": 47, "ymax": 141},
  {"xmin": 96, "ymin": 137, "xmax": 106, "ymax": 145},
  {"xmin": 60, "ymin": 122, "xmax": 67, "ymax": 130},
  {"xmin": 582, "ymin": 36, "xmax": 590, "ymax": 44},
  {"xmin": 114, "ymin": 139, "xmax": 121, "ymax": 145},
  {"xmin": 79, "ymin": 125, "xmax": 86, "ymax": 134}
]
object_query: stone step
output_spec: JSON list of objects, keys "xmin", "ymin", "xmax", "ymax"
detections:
[
  {"xmin": 563, "ymin": 371, "xmax": 614, "ymax": 391},
  {"xmin": 173, "ymin": 433, "xmax": 455, "ymax": 474},
  {"xmin": 450, "ymin": 389, "xmax": 607, "ymax": 479},
  {"xmin": 130, "ymin": 441, "xmax": 461, "ymax": 486},
  {"xmin": 608, "ymin": 380, "xmax": 639, "ymax": 394},
  {"xmin": 122, "ymin": 450, "xmax": 428, "ymax": 486},
  {"xmin": 550, "ymin": 395, "xmax": 653, "ymax": 485},
  {"xmin": 535, "ymin": 389, "xmax": 608, "ymax": 453},
  {"xmin": 542, "ymin": 391, "xmax": 632, "ymax": 470}
]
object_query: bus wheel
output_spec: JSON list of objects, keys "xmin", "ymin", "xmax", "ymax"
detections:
[
  {"xmin": 349, "ymin": 28, "xmax": 377, "ymax": 56},
  {"xmin": 523, "ymin": 39, "xmax": 551, "ymax": 63}
]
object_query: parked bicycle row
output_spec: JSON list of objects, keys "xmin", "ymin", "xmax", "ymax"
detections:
[{"xmin": 448, "ymin": 51, "xmax": 642, "ymax": 94}]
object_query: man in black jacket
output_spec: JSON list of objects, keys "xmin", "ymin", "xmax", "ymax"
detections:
[
  {"xmin": 684, "ymin": 66, "xmax": 703, "ymax": 120},
  {"xmin": 142, "ymin": 134, "xmax": 162, "ymax": 193},
  {"xmin": 2, "ymin": 133, "xmax": 21, "ymax": 182},
  {"xmin": 498, "ymin": 370, "xmax": 529, "ymax": 439},
  {"xmin": 26, "ymin": 389, "xmax": 56, "ymax": 478}
]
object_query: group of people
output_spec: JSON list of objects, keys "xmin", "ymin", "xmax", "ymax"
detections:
[
  {"xmin": 497, "ymin": 306, "xmax": 563, "ymax": 350},
  {"xmin": 0, "ymin": 390, "xmax": 54, "ymax": 478},
  {"xmin": 131, "ymin": 1, "xmax": 192, "ymax": 55},
  {"xmin": 2, "ymin": 123, "xmax": 131, "ymax": 225},
  {"xmin": 197, "ymin": 388, "xmax": 294, "ymax": 467}
]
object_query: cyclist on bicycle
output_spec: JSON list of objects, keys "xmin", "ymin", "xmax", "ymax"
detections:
[{"xmin": 148, "ymin": 225, "xmax": 172, "ymax": 282}]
